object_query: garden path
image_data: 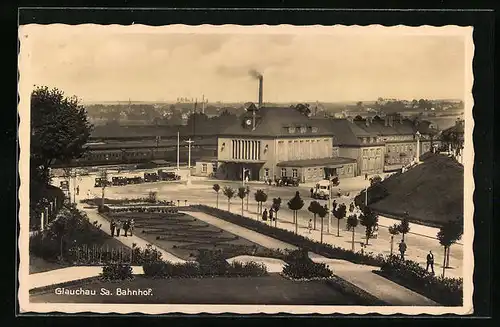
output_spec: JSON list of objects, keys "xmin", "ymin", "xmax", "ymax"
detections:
[{"xmin": 187, "ymin": 211, "xmax": 439, "ymax": 306}]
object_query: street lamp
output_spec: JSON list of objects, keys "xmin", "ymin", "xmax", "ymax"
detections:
[
  {"xmin": 327, "ymin": 175, "xmax": 334, "ymax": 234},
  {"xmin": 415, "ymin": 131, "xmax": 421, "ymax": 163}
]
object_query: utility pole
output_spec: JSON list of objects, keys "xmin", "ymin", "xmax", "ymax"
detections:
[
  {"xmin": 415, "ymin": 131, "xmax": 421, "ymax": 163},
  {"xmin": 177, "ymin": 131, "xmax": 180, "ymax": 173},
  {"xmin": 327, "ymin": 176, "xmax": 332, "ymax": 234},
  {"xmin": 185, "ymin": 138, "xmax": 194, "ymax": 170}
]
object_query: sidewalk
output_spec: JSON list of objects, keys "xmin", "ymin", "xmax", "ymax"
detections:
[{"xmin": 187, "ymin": 211, "xmax": 438, "ymax": 306}]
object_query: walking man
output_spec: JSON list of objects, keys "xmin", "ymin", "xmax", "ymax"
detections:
[
  {"xmin": 262, "ymin": 208, "xmax": 268, "ymax": 221},
  {"xmin": 399, "ymin": 240, "xmax": 407, "ymax": 260},
  {"xmin": 308, "ymin": 219, "xmax": 313, "ymax": 233},
  {"xmin": 310, "ymin": 188, "xmax": 314, "ymax": 198},
  {"xmin": 110, "ymin": 219, "xmax": 116, "ymax": 237},
  {"xmin": 76, "ymin": 186, "xmax": 79, "ymax": 196},
  {"xmin": 365, "ymin": 173, "xmax": 368, "ymax": 180},
  {"xmin": 123, "ymin": 219, "xmax": 130, "ymax": 238},
  {"xmin": 426, "ymin": 250, "xmax": 435, "ymax": 274},
  {"xmin": 129, "ymin": 218, "xmax": 135, "ymax": 236},
  {"xmin": 116, "ymin": 219, "xmax": 122, "ymax": 237},
  {"xmin": 269, "ymin": 208, "xmax": 274, "ymax": 224},
  {"xmin": 87, "ymin": 189, "xmax": 91, "ymax": 199}
]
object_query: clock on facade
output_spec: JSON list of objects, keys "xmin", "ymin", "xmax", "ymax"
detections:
[{"xmin": 245, "ymin": 119, "xmax": 252, "ymax": 126}]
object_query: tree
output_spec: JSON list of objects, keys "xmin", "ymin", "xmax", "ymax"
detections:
[
  {"xmin": 333, "ymin": 203, "xmax": 347, "ymax": 237},
  {"xmin": 437, "ymin": 218, "xmax": 463, "ymax": 277},
  {"xmin": 254, "ymin": 189, "xmax": 268, "ymax": 216},
  {"xmin": 245, "ymin": 185, "xmax": 250, "ymax": 211},
  {"xmin": 346, "ymin": 214, "xmax": 359, "ymax": 251},
  {"xmin": 222, "ymin": 186, "xmax": 235, "ymax": 212},
  {"xmin": 398, "ymin": 215, "xmax": 411, "ymax": 241},
  {"xmin": 212, "ymin": 184, "xmax": 221, "ymax": 209},
  {"xmin": 99, "ymin": 169, "xmax": 108, "ymax": 207},
  {"xmin": 318, "ymin": 205, "xmax": 328, "ymax": 243},
  {"xmin": 287, "ymin": 191, "xmax": 305, "ymax": 234},
  {"xmin": 292, "ymin": 103, "xmax": 311, "ymax": 117},
  {"xmin": 356, "ymin": 101, "xmax": 363, "ymax": 108},
  {"xmin": 359, "ymin": 206, "xmax": 379, "ymax": 245},
  {"xmin": 30, "ymin": 86, "xmax": 93, "ymax": 210},
  {"xmin": 237, "ymin": 187, "xmax": 247, "ymax": 216},
  {"xmin": 272, "ymin": 197, "xmax": 282, "ymax": 228},
  {"xmin": 388, "ymin": 223, "xmax": 400, "ymax": 255},
  {"xmin": 308, "ymin": 201, "xmax": 321, "ymax": 230}
]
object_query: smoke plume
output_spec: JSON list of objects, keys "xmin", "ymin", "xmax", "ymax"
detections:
[{"xmin": 249, "ymin": 69, "xmax": 263, "ymax": 79}]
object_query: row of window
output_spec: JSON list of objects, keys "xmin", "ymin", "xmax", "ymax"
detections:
[
  {"xmin": 387, "ymin": 144, "xmax": 413, "ymax": 153},
  {"xmin": 276, "ymin": 138, "xmax": 330, "ymax": 161},
  {"xmin": 287, "ymin": 126, "xmax": 319, "ymax": 134},
  {"xmin": 362, "ymin": 148, "xmax": 382, "ymax": 157},
  {"xmin": 201, "ymin": 163, "xmax": 218, "ymax": 173},
  {"xmin": 231, "ymin": 140, "xmax": 261, "ymax": 161}
]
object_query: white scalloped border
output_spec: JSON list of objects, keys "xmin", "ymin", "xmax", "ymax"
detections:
[{"xmin": 17, "ymin": 24, "xmax": 475, "ymax": 316}]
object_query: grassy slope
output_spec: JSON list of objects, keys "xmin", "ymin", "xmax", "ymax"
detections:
[{"xmin": 369, "ymin": 153, "xmax": 463, "ymax": 226}]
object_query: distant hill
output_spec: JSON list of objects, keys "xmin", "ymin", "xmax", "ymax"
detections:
[{"xmin": 356, "ymin": 153, "xmax": 463, "ymax": 227}]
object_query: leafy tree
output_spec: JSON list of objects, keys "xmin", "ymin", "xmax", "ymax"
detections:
[
  {"xmin": 292, "ymin": 103, "xmax": 311, "ymax": 117},
  {"xmin": 437, "ymin": 218, "xmax": 463, "ymax": 278},
  {"xmin": 333, "ymin": 203, "xmax": 347, "ymax": 237},
  {"xmin": 307, "ymin": 201, "xmax": 321, "ymax": 230},
  {"xmin": 356, "ymin": 101, "xmax": 363, "ymax": 108},
  {"xmin": 222, "ymin": 186, "xmax": 235, "ymax": 212},
  {"xmin": 317, "ymin": 204, "xmax": 328, "ymax": 243},
  {"xmin": 254, "ymin": 189, "xmax": 268, "ymax": 215},
  {"xmin": 398, "ymin": 215, "xmax": 411, "ymax": 241},
  {"xmin": 237, "ymin": 187, "xmax": 247, "ymax": 216},
  {"xmin": 272, "ymin": 197, "xmax": 282, "ymax": 228},
  {"xmin": 346, "ymin": 214, "xmax": 359, "ymax": 251},
  {"xmin": 212, "ymin": 184, "xmax": 221, "ymax": 208},
  {"xmin": 287, "ymin": 191, "xmax": 304, "ymax": 234},
  {"xmin": 388, "ymin": 223, "xmax": 400, "ymax": 255},
  {"xmin": 359, "ymin": 206, "xmax": 379, "ymax": 245},
  {"xmin": 30, "ymin": 86, "xmax": 93, "ymax": 211}
]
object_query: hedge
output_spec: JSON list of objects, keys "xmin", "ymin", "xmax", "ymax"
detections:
[
  {"xmin": 282, "ymin": 249, "xmax": 333, "ymax": 279},
  {"xmin": 100, "ymin": 263, "xmax": 133, "ymax": 281},
  {"xmin": 377, "ymin": 255, "xmax": 463, "ymax": 306}
]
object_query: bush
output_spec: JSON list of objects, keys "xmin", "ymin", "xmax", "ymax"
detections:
[
  {"xmin": 227, "ymin": 261, "xmax": 268, "ymax": 277},
  {"xmin": 131, "ymin": 244, "xmax": 163, "ymax": 265},
  {"xmin": 379, "ymin": 255, "xmax": 463, "ymax": 306},
  {"xmin": 191, "ymin": 205, "xmax": 386, "ymax": 267},
  {"xmin": 100, "ymin": 263, "xmax": 133, "ymax": 281},
  {"xmin": 197, "ymin": 249, "xmax": 230, "ymax": 276},
  {"xmin": 282, "ymin": 249, "xmax": 332, "ymax": 279}
]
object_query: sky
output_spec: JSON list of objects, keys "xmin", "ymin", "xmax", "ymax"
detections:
[{"xmin": 20, "ymin": 25, "xmax": 470, "ymax": 103}]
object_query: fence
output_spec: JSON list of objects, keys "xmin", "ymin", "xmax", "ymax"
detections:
[{"xmin": 67, "ymin": 244, "xmax": 134, "ymax": 265}]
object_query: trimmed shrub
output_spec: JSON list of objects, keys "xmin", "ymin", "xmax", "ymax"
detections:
[
  {"xmin": 227, "ymin": 261, "xmax": 268, "ymax": 277},
  {"xmin": 100, "ymin": 263, "xmax": 133, "ymax": 281},
  {"xmin": 282, "ymin": 249, "xmax": 333, "ymax": 279},
  {"xmin": 379, "ymin": 255, "xmax": 463, "ymax": 306},
  {"xmin": 197, "ymin": 249, "xmax": 230, "ymax": 276}
]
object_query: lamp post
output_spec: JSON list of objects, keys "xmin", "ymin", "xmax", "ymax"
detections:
[
  {"xmin": 415, "ymin": 131, "xmax": 421, "ymax": 163},
  {"xmin": 185, "ymin": 138, "xmax": 194, "ymax": 186},
  {"xmin": 327, "ymin": 176, "xmax": 333, "ymax": 234}
]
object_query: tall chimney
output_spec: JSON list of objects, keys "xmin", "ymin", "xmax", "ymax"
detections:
[{"xmin": 258, "ymin": 75, "xmax": 263, "ymax": 109}]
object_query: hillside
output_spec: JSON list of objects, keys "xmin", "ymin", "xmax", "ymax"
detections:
[{"xmin": 357, "ymin": 153, "xmax": 464, "ymax": 227}]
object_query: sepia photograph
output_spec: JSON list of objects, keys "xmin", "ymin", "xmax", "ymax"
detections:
[{"xmin": 18, "ymin": 23, "xmax": 474, "ymax": 315}]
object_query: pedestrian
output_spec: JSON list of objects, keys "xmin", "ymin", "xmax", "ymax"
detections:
[
  {"xmin": 399, "ymin": 240, "xmax": 407, "ymax": 260},
  {"xmin": 365, "ymin": 173, "xmax": 368, "ymax": 180},
  {"xmin": 110, "ymin": 219, "xmax": 116, "ymax": 237},
  {"xmin": 269, "ymin": 208, "xmax": 274, "ymax": 223},
  {"xmin": 262, "ymin": 208, "xmax": 268, "ymax": 221},
  {"xmin": 123, "ymin": 219, "xmax": 130, "ymax": 237},
  {"xmin": 308, "ymin": 219, "xmax": 313, "ymax": 233},
  {"xmin": 116, "ymin": 219, "xmax": 122, "ymax": 237},
  {"xmin": 129, "ymin": 218, "xmax": 135, "ymax": 236},
  {"xmin": 76, "ymin": 186, "xmax": 79, "ymax": 195},
  {"xmin": 87, "ymin": 189, "xmax": 91, "ymax": 199},
  {"xmin": 310, "ymin": 187, "xmax": 314, "ymax": 198},
  {"xmin": 426, "ymin": 250, "xmax": 435, "ymax": 274}
]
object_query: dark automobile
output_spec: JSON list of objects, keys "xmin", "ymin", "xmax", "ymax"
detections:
[
  {"xmin": 158, "ymin": 170, "xmax": 181, "ymax": 181},
  {"xmin": 144, "ymin": 172, "xmax": 159, "ymax": 183},
  {"xmin": 112, "ymin": 176, "xmax": 128, "ymax": 186},
  {"xmin": 94, "ymin": 178, "xmax": 110, "ymax": 188},
  {"xmin": 331, "ymin": 176, "xmax": 340, "ymax": 187},
  {"xmin": 279, "ymin": 176, "xmax": 300, "ymax": 187},
  {"xmin": 126, "ymin": 176, "xmax": 144, "ymax": 184}
]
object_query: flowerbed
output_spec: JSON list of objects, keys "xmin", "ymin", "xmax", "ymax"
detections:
[
  {"xmin": 191, "ymin": 205, "xmax": 386, "ymax": 267},
  {"xmin": 377, "ymin": 255, "xmax": 463, "ymax": 306},
  {"xmin": 142, "ymin": 249, "xmax": 268, "ymax": 278}
]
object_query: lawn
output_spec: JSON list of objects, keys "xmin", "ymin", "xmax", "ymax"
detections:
[
  {"xmin": 30, "ymin": 274, "xmax": 362, "ymax": 305},
  {"xmin": 103, "ymin": 211, "xmax": 280, "ymax": 260},
  {"xmin": 362, "ymin": 153, "xmax": 463, "ymax": 227}
]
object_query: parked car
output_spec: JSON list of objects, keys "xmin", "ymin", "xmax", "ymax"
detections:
[
  {"xmin": 144, "ymin": 172, "xmax": 159, "ymax": 183},
  {"xmin": 112, "ymin": 176, "xmax": 128, "ymax": 186},
  {"xmin": 126, "ymin": 176, "xmax": 144, "ymax": 184},
  {"xmin": 158, "ymin": 170, "xmax": 181, "ymax": 181},
  {"xmin": 278, "ymin": 176, "xmax": 300, "ymax": 187},
  {"xmin": 94, "ymin": 178, "xmax": 110, "ymax": 188}
]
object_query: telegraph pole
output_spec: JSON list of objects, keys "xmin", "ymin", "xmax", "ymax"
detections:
[{"xmin": 185, "ymin": 139, "xmax": 194, "ymax": 169}]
